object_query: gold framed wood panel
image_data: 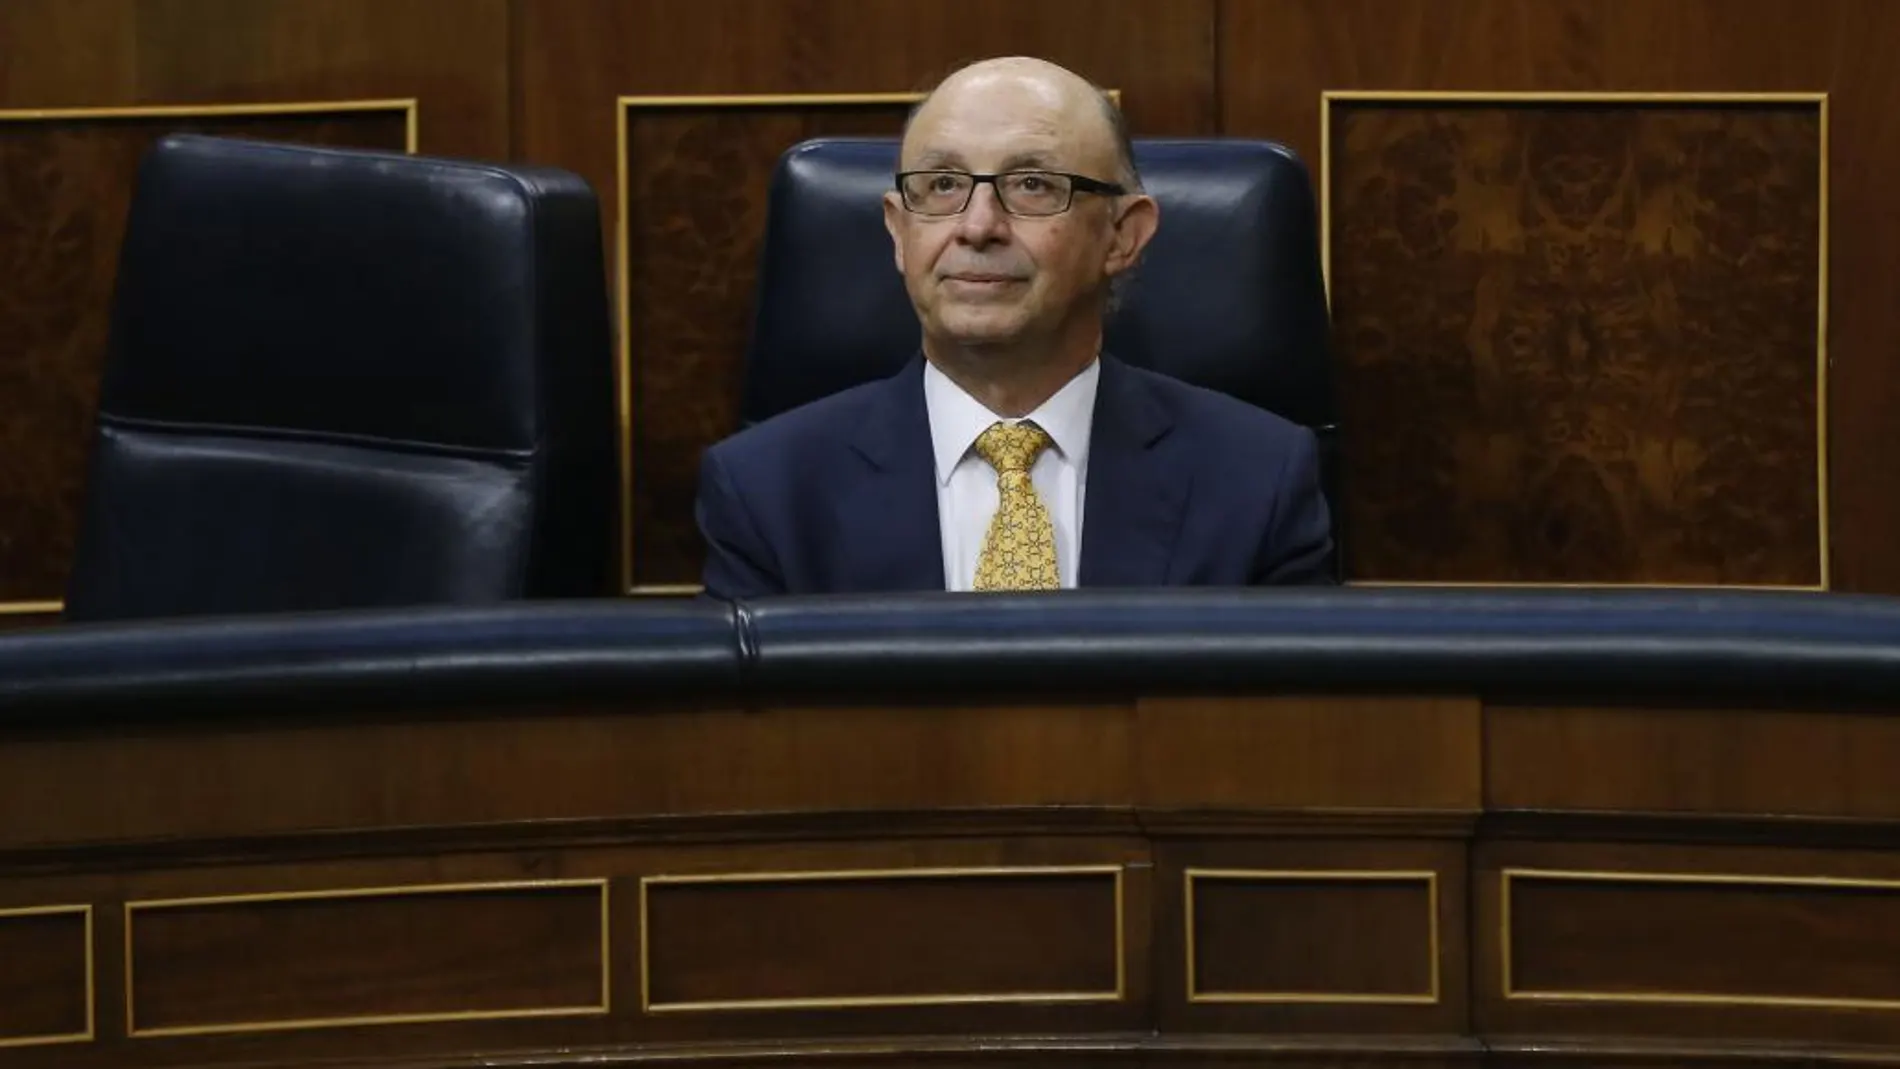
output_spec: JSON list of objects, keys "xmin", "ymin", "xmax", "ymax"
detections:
[
  {"xmin": 0, "ymin": 98, "xmax": 420, "ymax": 618},
  {"xmin": 123, "ymin": 877, "xmax": 608, "ymax": 1039},
  {"xmin": 1184, "ymin": 868, "xmax": 1440, "ymax": 1004},
  {"xmin": 1319, "ymin": 90, "xmax": 1830, "ymax": 592},
  {"xmin": 0, "ymin": 903, "xmax": 95, "ymax": 1049},
  {"xmin": 1501, "ymin": 866, "xmax": 1900, "ymax": 1010},
  {"xmin": 638, "ymin": 864, "xmax": 1127, "ymax": 1012},
  {"xmin": 612, "ymin": 90, "xmax": 1120, "ymax": 598}
]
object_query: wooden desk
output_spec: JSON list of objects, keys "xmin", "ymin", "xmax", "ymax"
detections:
[{"xmin": 3, "ymin": 591, "xmax": 1898, "ymax": 1069}]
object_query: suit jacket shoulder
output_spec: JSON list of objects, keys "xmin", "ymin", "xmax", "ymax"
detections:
[{"xmin": 1089, "ymin": 359, "xmax": 1333, "ymax": 586}]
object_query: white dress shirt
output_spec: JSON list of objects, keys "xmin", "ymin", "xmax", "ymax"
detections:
[{"xmin": 923, "ymin": 358, "xmax": 1100, "ymax": 591}]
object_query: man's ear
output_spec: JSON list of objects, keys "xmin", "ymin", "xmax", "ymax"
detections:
[
  {"xmin": 1105, "ymin": 193, "xmax": 1159, "ymax": 277},
  {"xmin": 882, "ymin": 191, "xmax": 907, "ymax": 274}
]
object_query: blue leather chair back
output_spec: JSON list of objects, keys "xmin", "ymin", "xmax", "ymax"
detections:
[
  {"xmin": 739, "ymin": 136, "xmax": 1339, "ymax": 532},
  {"xmin": 64, "ymin": 134, "xmax": 618, "ymax": 621}
]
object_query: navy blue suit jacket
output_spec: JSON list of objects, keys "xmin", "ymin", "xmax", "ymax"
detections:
[{"xmin": 694, "ymin": 354, "xmax": 1335, "ymax": 599}]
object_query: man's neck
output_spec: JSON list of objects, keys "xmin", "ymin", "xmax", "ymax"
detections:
[{"xmin": 923, "ymin": 336, "xmax": 1100, "ymax": 418}]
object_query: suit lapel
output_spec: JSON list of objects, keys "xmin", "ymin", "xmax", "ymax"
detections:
[
  {"xmin": 1079, "ymin": 355, "xmax": 1188, "ymax": 587},
  {"xmin": 837, "ymin": 355, "xmax": 946, "ymax": 592}
]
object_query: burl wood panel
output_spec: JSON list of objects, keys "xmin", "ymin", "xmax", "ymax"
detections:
[
  {"xmin": 0, "ymin": 907, "xmax": 90, "ymax": 1046},
  {"xmin": 127, "ymin": 882, "xmax": 605, "ymax": 1035},
  {"xmin": 1189, "ymin": 872, "xmax": 1436, "ymax": 1000},
  {"xmin": 1219, "ymin": 0, "xmax": 1900, "ymax": 592},
  {"xmin": 1326, "ymin": 100, "xmax": 1821, "ymax": 585},
  {"xmin": 1505, "ymin": 870, "xmax": 1900, "ymax": 1005},
  {"xmin": 1486, "ymin": 704, "xmax": 1900, "ymax": 820},
  {"xmin": 642, "ymin": 869, "xmax": 1121, "ymax": 1009},
  {"xmin": 621, "ymin": 102, "xmax": 916, "ymax": 588},
  {"xmin": 0, "ymin": 109, "xmax": 409, "ymax": 606}
]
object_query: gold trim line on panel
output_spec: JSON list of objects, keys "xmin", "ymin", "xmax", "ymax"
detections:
[
  {"xmin": 1318, "ymin": 89, "xmax": 1830, "ymax": 591},
  {"xmin": 638, "ymin": 864, "xmax": 1126, "ymax": 1013},
  {"xmin": 0, "ymin": 97, "xmax": 421, "ymax": 617},
  {"xmin": 1184, "ymin": 868, "xmax": 1440, "ymax": 1005},
  {"xmin": 0, "ymin": 904, "xmax": 94, "ymax": 1049},
  {"xmin": 124, "ymin": 877, "xmax": 608, "ymax": 1039},
  {"xmin": 611, "ymin": 90, "xmax": 1119, "ymax": 595},
  {"xmin": 1501, "ymin": 867, "xmax": 1900, "ymax": 1010}
]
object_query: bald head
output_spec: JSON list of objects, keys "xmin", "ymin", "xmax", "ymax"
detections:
[{"xmin": 903, "ymin": 56, "xmax": 1139, "ymax": 190}]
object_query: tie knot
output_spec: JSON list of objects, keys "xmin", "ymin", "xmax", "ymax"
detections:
[{"xmin": 974, "ymin": 421, "xmax": 1053, "ymax": 474}]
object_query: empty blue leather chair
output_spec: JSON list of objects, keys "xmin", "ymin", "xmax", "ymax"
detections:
[{"xmin": 64, "ymin": 134, "xmax": 619, "ymax": 621}]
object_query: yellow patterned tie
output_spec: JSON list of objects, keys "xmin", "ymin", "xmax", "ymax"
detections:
[{"xmin": 972, "ymin": 420, "xmax": 1059, "ymax": 591}]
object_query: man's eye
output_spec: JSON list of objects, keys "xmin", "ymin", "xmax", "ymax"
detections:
[
  {"xmin": 1018, "ymin": 175, "xmax": 1046, "ymax": 191},
  {"xmin": 930, "ymin": 176, "xmax": 961, "ymax": 193}
]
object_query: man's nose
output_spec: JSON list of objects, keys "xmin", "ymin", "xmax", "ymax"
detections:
[{"xmin": 955, "ymin": 183, "xmax": 1011, "ymax": 244}]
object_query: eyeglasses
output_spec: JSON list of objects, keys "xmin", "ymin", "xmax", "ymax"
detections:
[{"xmin": 895, "ymin": 169, "xmax": 1127, "ymax": 217}]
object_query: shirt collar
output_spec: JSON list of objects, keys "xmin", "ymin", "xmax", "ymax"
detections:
[{"xmin": 924, "ymin": 357, "xmax": 1100, "ymax": 487}]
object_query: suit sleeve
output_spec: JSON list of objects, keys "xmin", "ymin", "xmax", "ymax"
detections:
[
  {"xmin": 694, "ymin": 445, "xmax": 787, "ymax": 601},
  {"xmin": 1252, "ymin": 427, "xmax": 1337, "ymax": 586}
]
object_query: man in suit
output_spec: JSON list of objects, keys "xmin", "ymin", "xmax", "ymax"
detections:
[{"xmin": 695, "ymin": 55, "xmax": 1334, "ymax": 599}]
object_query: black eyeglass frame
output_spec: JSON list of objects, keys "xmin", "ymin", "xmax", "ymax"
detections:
[{"xmin": 893, "ymin": 169, "xmax": 1129, "ymax": 216}]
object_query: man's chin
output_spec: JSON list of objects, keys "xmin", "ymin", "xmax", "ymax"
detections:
[{"xmin": 933, "ymin": 305, "xmax": 1031, "ymax": 343}]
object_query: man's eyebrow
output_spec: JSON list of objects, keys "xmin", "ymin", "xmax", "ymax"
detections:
[
  {"xmin": 998, "ymin": 150, "xmax": 1060, "ymax": 171},
  {"xmin": 910, "ymin": 149, "xmax": 966, "ymax": 169}
]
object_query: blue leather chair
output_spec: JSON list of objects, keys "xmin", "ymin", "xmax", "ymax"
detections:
[
  {"xmin": 63, "ymin": 134, "xmax": 619, "ymax": 621},
  {"xmin": 738, "ymin": 136, "xmax": 1341, "ymax": 574}
]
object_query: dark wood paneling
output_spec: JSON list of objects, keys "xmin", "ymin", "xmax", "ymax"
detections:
[
  {"xmin": 521, "ymin": 0, "xmax": 1217, "ymax": 588},
  {"xmin": 0, "ymin": 0, "xmax": 508, "ymax": 157},
  {"xmin": 128, "ymin": 882, "xmax": 604, "ymax": 1036},
  {"xmin": 126, "ymin": 0, "xmax": 510, "ymax": 158},
  {"xmin": 1486, "ymin": 704, "xmax": 1900, "ymax": 818},
  {"xmin": 0, "ymin": 907, "xmax": 90, "ymax": 1046},
  {"xmin": 1189, "ymin": 872, "xmax": 1435, "ymax": 1000},
  {"xmin": 1137, "ymin": 697, "xmax": 1482, "ymax": 811},
  {"xmin": 1156, "ymin": 840, "xmax": 1469, "ymax": 1036},
  {"xmin": 0, "ymin": 701, "xmax": 1131, "ymax": 850},
  {"xmin": 0, "ymin": 109, "xmax": 408, "ymax": 606},
  {"xmin": 1477, "ymin": 840, "xmax": 1900, "ymax": 1046},
  {"xmin": 1220, "ymin": 0, "xmax": 1900, "ymax": 592},
  {"xmin": 1505, "ymin": 869, "xmax": 1900, "ymax": 1003},
  {"xmin": 643, "ymin": 869, "xmax": 1120, "ymax": 1009},
  {"xmin": 1326, "ymin": 100, "xmax": 1820, "ymax": 584}
]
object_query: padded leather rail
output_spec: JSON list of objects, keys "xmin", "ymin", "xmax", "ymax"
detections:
[{"xmin": 6, "ymin": 587, "xmax": 1900, "ymax": 722}]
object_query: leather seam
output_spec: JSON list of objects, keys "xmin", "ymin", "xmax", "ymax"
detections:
[{"xmin": 96, "ymin": 413, "xmax": 535, "ymax": 464}]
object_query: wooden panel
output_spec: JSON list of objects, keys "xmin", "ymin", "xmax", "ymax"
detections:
[
  {"xmin": 1137, "ymin": 697, "xmax": 1481, "ymax": 811},
  {"xmin": 0, "ymin": 906, "xmax": 91, "ymax": 1048},
  {"xmin": 1486, "ymin": 704, "xmax": 1900, "ymax": 819},
  {"xmin": 1187, "ymin": 870, "xmax": 1437, "ymax": 1002},
  {"xmin": 1156, "ymin": 840, "xmax": 1469, "ymax": 1036},
  {"xmin": 1504, "ymin": 869, "xmax": 1900, "ymax": 1006},
  {"xmin": 522, "ymin": 0, "xmax": 1217, "ymax": 589},
  {"xmin": 0, "ymin": 0, "xmax": 508, "ymax": 157},
  {"xmin": 1325, "ymin": 96, "xmax": 1821, "ymax": 585},
  {"xmin": 1220, "ymin": 0, "xmax": 1900, "ymax": 594},
  {"xmin": 1477, "ymin": 840, "xmax": 1900, "ymax": 1046},
  {"xmin": 0, "ymin": 702, "xmax": 1131, "ymax": 850},
  {"xmin": 0, "ymin": 106, "xmax": 410, "ymax": 608},
  {"xmin": 641, "ymin": 867, "xmax": 1121, "ymax": 1010},
  {"xmin": 619, "ymin": 98, "xmax": 917, "ymax": 589},
  {"xmin": 127, "ymin": 880, "xmax": 606, "ymax": 1037}
]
